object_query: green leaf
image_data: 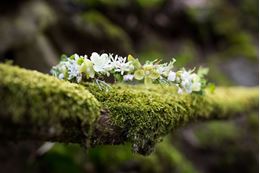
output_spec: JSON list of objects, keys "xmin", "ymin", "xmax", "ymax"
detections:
[
  {"xmin": 198, "ymin": 67, "xmax": 209, "ymax": 77},
  {"xmin": 79, "ymin": 62, "xmax": 87, "ymax": 73},
  {"xmin": 128, "ymin": 54, "xmax": 135, "ymax": 62},
  {"xmin": 207, "ymin": 83, "xmax": 215, "ymax": 93},
  {"xmin": 128, "ymin": 54, "xmax": 141, "ymax": 69},
  {"xmin": 77, "ymin": 57, "xmax": 84, "ymax": 65},
  {"xmin": 149, "ymin": 70, "xmax": 160, "ymax": 80},
  {"xmin": 69, "ymin": 54, "xmax": 75, "ymax": 60},
  {"xmin": 60, "ymin": 54, "xmax": 67, "ymax": 61}
]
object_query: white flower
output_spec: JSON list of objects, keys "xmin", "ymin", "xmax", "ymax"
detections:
[
  {"xmin": 156, "ymin": 59, "xmax": 175, "ymax": 76},
  {"xmin": 181, "ymin": 70, "xmax": 192, "ymax": 81},
  {"xmin": 192, "ymin": 81, "xmax": 201, "ymax": 91},
  {"xmin": 156, "ymin": 64, "xmax": 168, "ymax": 75},
  {"xmin": 90, "ymin": 52, "xmax": 112, "ymax": 73},
  {"xmin": 51, "ymin": 61, "xmax": 68, "ymax": 78},
  {"xmin": 118, "ymin": 62, "xmax": 134, "ymax": 75},
  {"xmin": 179, "ymin": 70, "xmax": 199, "ymax": 93},
  {"xmin": 167, "ymin": 71, "xmax": 176, "ymax": 81},
  {"xmin": 64, "ymin": 54, "xmax": 90, "ymax": 83},
  {"xmin": 191, "ymin": 73, "xmax": 201, "ymax": 81},
  {"xmin": 58, "ymin": 73, "xmax": 64, "ymax": 79},
  {"xmin": 74, "ymin": 54, "xmax": 80, "ymax": 61},
  {"xmin": 191, "ymin": 73, "xmax": 201, "ymax": 92},
  {"xmin": 60, "ymin": 63, "xmax": 67, "ymax": 72},
  {"xmin": 110, "ymin": 54, "xmax": 121, "ymax": 68},
  {"xmin": 123, "ymin": 74, "xmax": 134, "ymax": 81},
  {"xmin": 181, "ymin": 80, "xmax": 193, "ymax": 94},
  {"xmin": 111, "ymin": 55, "xmax": 134, "ymax": 75},
  {"xmin": 67, "ymin": 59, "xmax": 80, "ymax": 80},
  {"xmin": 51, "ymin": 52, "xmax": 207, "ymax": 94}
]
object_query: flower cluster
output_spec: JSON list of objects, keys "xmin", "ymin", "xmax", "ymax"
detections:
[{"xmin": 51, "ymin": 52, "xmax": 209, "ymax": 94}]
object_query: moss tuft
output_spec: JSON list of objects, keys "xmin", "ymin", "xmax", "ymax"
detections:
[{"xmin": 0, "ymin": 64, "xmax": 101, "ymax": 138}]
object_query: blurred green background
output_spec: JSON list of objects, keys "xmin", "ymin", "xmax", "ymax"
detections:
[{"xmin": 0, "ymin": 0, "xmax": 258, "ymax": 173}]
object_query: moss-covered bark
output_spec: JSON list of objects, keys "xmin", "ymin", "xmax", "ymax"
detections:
[
  {"xmin": 0, "ymin": 64, "xmax": 258, "ymax": 155},
  {"xmin": 84, "ymin": 84, "xmax": 258, "ymax": 154},
  {"xmin": 0, "ymin": 64, "xmax": 100, "ymax": 144}
]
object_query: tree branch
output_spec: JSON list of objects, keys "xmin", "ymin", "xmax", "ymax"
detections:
[{"xmin": 0, "ymin": 64, "xmax": 258, "ymax": 155}]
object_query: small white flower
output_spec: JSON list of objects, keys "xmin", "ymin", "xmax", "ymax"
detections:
[
  {"xmin": 191, "ymin": 73, "xmax": 201, "ymax": 82},
  {"xmin": 51, "ymin": 52, "xmax": 207, "ymax": 94},
  {"xmin": 167, "ymin": 71, "xmax": 176, "ymax": 81},
  {"xmin": 192, "ymin": 81, "xmax": 201, "ymax": 91},
  {"xmin": 156, "ymin": 64, "xmax": 167, "ymax": 75},
  {"xmin": 181, "ymin": 80, "xmax": 193, "ymax": 93},
  {"xmin": 181, "ymin": 70, "xmax": 192, "ymax": 81},
  {"xmin": 67, "ymin": 60, "xmax": 80, "ymax": 80},
  {"xmin": 61, "ymin": 65, "xmax": 67, "ymax": 72},
  {"xmin": 123, "ymin": 74, "xmax": 134, "ymax": 81},
  {"xmin": 110, "ymin": 54, "xmax": 122, "ymax": 68},
  {"xmin": 67, "ymin": 54, "xmax": 86, "ymax": 83},
  {"xmin": 111, "ymin": 55, "xmax": 134, "ymax": 75},
  {"xmin": 58, "ymin": 73, "xmax": 64, "ymax": 79},
  {"xmin": 90, "ymin": 52, "xmax": 112, "ymax": 73},
  {"xmin": 74, "ymin": 54, "xmax": 80, "ymax": 61},
  {"xmin": 156, "ymin": 60, "xmax": 175, "ymax": 76},
  {"xmin": 190, "ymin": 73, "xmax": 201, "ymax": 91}
]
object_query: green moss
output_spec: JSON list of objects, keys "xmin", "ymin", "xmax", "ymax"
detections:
[
  {"xmin": 0, "ymin": 64, "xmax": 100, "ymax": 132},
  {"xmin": 84, "ymin": 83, "xmax": 258, "ymax": 155},
  {"xmin": 0, "ymin": 64, "xmax": 258, "ymax": 155},
  {"xmin": 207, "ymin": 87, "xmax": 258, "ymax": 118}
]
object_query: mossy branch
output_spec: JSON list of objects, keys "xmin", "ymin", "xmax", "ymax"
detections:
[{"xmin": 0, "ymin": 64, "xmax": 258, "ymax": 155}]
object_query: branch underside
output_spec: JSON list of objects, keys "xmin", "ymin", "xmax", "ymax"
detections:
[{"xmin": 0, "ymin": 64, "xmax": 258, "ymax": 155}]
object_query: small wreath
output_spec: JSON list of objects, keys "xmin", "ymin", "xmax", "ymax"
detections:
[{"xmin": 51, "ymin": 52, "xmax": 211, "ymax": 94}]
